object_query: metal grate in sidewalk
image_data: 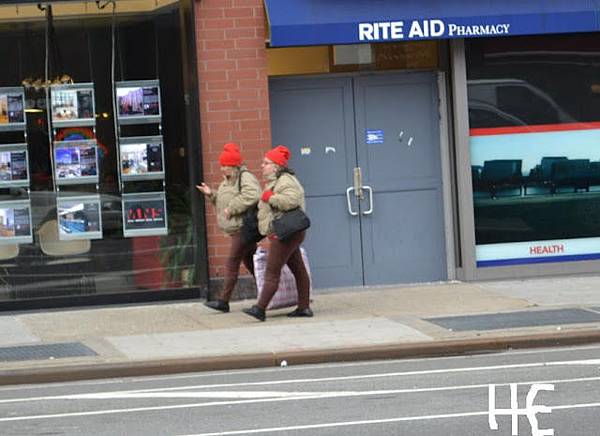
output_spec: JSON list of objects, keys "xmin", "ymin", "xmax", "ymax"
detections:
[
  {"xmin": 0, "ymin": 342, "xmax": 97, "ymax": 362},
  {"xmin": 425, "ymin": 308, "xmax": 600, "ymax": 332}
]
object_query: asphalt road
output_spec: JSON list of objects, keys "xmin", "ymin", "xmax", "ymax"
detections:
[{"xmin": 1, "ymin": 345, "xmax": 600, "ymax": 435}]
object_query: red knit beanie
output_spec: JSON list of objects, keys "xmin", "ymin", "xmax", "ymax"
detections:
[
  {"xmin": 265, "ymin": 145, "xmax": 291, "ymax": 167},
  {"xmin": 218, "ymin": 142, "xmax": 242, "ymax": 167}
]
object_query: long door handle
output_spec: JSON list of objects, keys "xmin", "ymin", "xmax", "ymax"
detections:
[
  {"xmin": 346, "ymin": 187, "xmax": 358, "ymax": 216},
  {"xmin": 353, "ymin": 167, "xmax": 363, "ymax": 199},
  {"xmin": 361, "ymin": 185, "xmax": 373, "ymax": 215}
]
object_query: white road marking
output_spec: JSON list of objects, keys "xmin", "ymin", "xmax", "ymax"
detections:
[
  {"xmin": 64, "ymin": 391, "xmax": 332, "ymax": 400},
  {"xmin": 178, "ymin": 402, "xmax": 600, "ymax": 436},
  {"xmin": 0, "ymin": 376, "xmax": 599, "ymax": 422},
  {"xmin": 548, "ymin": 359, "xmax": 600, "ymax": 365},
  {"xmin": 1, "ymin": 357, "xmax": 600, "ymax": 405}
]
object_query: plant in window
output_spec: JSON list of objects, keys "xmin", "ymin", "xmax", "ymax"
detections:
[{"xmin": 159, "ymin": 187, "xmax": 196, "ymax": 287}]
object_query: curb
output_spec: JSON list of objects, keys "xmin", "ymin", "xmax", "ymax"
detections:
[{"xmin": 2, "ymin": 329, "xmax": 600, "ymax": 386}]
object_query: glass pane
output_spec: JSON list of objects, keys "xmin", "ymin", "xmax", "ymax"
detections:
[
  {"xmin": 0, "ymin": 1, "xmax": 200, "ymax": 302},
  {"xmin": 466, "ymin": 34, "xmax": 600, "ymax": 267}
]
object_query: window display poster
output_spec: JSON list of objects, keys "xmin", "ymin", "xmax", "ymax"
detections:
[
  {"xmin": 470, "ymin": 123, "xmax": 600, "ymax": 267},
  {"xmin": 57, "ymin": 196, "xmax": 102, "ymax": 240},
  {"xmin": 54, "ymin": 141, "xmax": 98, "ymax": 184},
  {"xmin": 0, "ymin": 149, "xmax": 28, "ymax": 187},
  {"xmin": 116, "ymin": 80, "xmax": 160, "ymax": 122},
  {"xmin": 120, "ymin": 137, "xmax": 164, "ymax": 180},
  {"xmin": 0, "ymin": 88, "xmax": 25, "ymax": 127},
  {"xmin": 0, "ymin": 200, "xmax": 32, "ymax": 244},
  {"xmin": 122, "ymin": 192, "xmax": 168, "ymax": 237},
  {"xmin": 51, "ymin": 86, "xmax": 94, "ymax": 124}
]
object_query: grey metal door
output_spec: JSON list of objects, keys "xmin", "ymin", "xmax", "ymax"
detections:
[
  {"xmin": 269, "ymin": 72, "xmax": 446, "ymax": 288},
  {"xmin": 354, "ymin": 73, "xmax": 447, "ymax": 284},
  {"xmin": 269, "ymin": 77, "xmax": 363, "ymax": 288}
]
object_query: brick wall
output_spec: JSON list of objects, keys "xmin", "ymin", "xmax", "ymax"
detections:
[{"xmin": 195, "ymin": 0, "xmax": 270, "ymax": 281}]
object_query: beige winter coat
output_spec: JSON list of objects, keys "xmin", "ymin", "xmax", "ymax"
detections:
[
  {"xmin": 209, "ymin": 166, "xmax": 261, "ymax": 235},
  {"xmin": 257, "ymin": 171, "xmax": 306, "ymax": 237}
]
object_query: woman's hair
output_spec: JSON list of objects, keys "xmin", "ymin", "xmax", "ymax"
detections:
[{"xmin": 276, "ymin": 166, "xmax": 295, "ymax": 177}]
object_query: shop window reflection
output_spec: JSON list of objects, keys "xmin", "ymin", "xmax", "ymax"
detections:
[
  {"xmin": 0, "ymin": 3, "xmax": 199, "ymax": 302},
  {"xmin": 467, "ymin": 34, "xmax": 600, "ymax": 264}
]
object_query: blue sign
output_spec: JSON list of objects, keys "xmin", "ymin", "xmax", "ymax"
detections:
[
  {"xmin": 366, "ymin": 129, "xmax": 384, "ymax": 144},
  {"xmin": 264, "ymin": 0, "xmax": 600, "ymax": 47}
]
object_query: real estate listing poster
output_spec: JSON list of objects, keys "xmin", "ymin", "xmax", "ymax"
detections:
[
  {"xmin": 122, "ymin": 191, "xmax": 168, "ymax": 237},
  {"xmin": 0, "ymin": 87, "xmax": 25, "ymax": 131},
  {"xmin": 50, "ymin": 83, "xmax": 95, "ymax": 127},
  {"xmin": 0, "ymin": 200, "xmax": 32, "ymax": 244},
  {"xmin": 120, "ymin": 136, "xmax": 165, "ymax": 181},
  {"xmin": 116, "ymin": 80, "xmax": 161, "ymax": 125},
  {"xmin": 57, "ymin": 195, "xmax": 103, "ymax": 240}
]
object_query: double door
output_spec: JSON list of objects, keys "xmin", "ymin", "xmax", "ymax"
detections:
[{"xmin": 269, "ymin": 72, "xmax": 447, "ymax": 288}]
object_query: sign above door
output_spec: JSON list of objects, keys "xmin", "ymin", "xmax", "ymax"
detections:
[{"xmin": 264, "ymin": 0, "xmax": 600, "ymax": 47}]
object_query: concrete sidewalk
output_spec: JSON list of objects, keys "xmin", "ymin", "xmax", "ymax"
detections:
[{"xmin": 3, "ymin": 275, "xmax": 600, "ymax": 385}]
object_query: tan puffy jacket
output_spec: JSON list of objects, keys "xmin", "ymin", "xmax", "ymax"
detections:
[
  {"xmin": 209, "ymin": 166, "xmax": 261, "ymax": 235},
  {"xmin": 258, "ymin": 171, "xmax": 306, "ymax": 237}
]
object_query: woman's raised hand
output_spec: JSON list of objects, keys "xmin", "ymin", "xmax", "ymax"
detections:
[{"xmin": 196, "ymin": 183, "xmax": 212, "ymax": 196}]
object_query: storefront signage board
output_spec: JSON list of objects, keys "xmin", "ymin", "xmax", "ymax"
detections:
[{"xmin": 264, "ymin": 0, "xmax": 600, "ymax": 46}]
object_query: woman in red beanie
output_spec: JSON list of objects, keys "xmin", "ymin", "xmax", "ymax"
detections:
[
  {"xmin": 242, "ymin": 145, "xmax": 312, "ymax": 321},
  {"xmin": 196, "ymin": 142, "xmax": 261, "ymax": 313}
]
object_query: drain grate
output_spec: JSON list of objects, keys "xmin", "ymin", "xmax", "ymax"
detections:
[
  {"xmin": 425, "ymin": 308, "xmax": 600, "ymax": 332},
  {"xmin": 0, "ymin": 342, "xmax": 97, "ymax": 362}
]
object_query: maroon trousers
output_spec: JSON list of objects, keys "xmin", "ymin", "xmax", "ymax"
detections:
[
  {"xmin": 220, "ymin": 231, "xmax": 257, "ymax": 302},
  {"xmin": 257, "ymin": 230, "xmax": 310, "ymax": 310}
]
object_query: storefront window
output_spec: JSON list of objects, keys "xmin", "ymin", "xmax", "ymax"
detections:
[
  {"xmin": 466, "ymin": 34, "xmax": 600, "ymax": 267},
  {"xmin": 0, "ymin": 1, "xmax": 202, "ymax": 304}
]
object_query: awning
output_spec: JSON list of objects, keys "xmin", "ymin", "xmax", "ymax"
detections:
[{"xmin": 264, "ymin": 0, "xmax": 600, "ymax": 47}]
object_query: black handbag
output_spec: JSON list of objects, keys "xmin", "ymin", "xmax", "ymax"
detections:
[
  {"xmin": 241, "ymin": 205, "xmax": 263, "ymax": 244},
  {"xmin": 272, "ymin": 208, "xmax": 310, "ymax": 241},
  {"xmin": 238, "ymin": 171, "xmax": 263, "ymax": 244}
]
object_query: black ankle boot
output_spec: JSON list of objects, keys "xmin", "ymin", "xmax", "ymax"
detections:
[
  {"xmin": 204, "ymin": 300, "xmax": 230, "ymax": 313},
  {"xmin": 287, "ymin": 307, "xmax": 313, "ymax": 317},
  {"xmin": 242, "ymin": 305, "xmax": 266, "ymax": 321}
]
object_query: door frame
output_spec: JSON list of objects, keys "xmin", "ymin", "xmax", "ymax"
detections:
[
  {"xmin": 268, "ymin": 69, "xmax": 457, "ymax": 283},
  {"xmin": 437, "ymin": 71, "xmax": 457, "ymax": 281}
]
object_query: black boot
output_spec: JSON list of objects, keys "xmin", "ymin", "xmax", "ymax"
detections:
[
  {"xmin": 242, "ymin": 305, "xmax": 266, "ymax": 321},
  {"xmin": 287, "ymin": 307, "xmax": 313, "ymax": 317},
  {"xmin": 204, "ymin": 300, "xmax": 230, "ymax": 313}
]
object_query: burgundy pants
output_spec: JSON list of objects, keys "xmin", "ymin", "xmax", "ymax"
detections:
[
  {"xmin": 257, "ymin": 230, "xmax": 310, "ymax": 310},
  {"xmin": 220, "ymin": 231, "xmax": 257, "ymax": 302}
]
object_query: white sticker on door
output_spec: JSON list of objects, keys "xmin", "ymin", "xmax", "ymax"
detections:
[{"xmin": 366, "ymin": 129, "xmax": 384, "ymax": 144}]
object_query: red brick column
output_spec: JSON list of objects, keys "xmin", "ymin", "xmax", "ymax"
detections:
[{"xmin": 194, "ymin": 0, "xmax": 271, "ymax": 280}]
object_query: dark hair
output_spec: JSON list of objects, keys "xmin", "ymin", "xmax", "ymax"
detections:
[{"xmin": 276, "ymin": 167, "xmax": 295, "ymax": 177}]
